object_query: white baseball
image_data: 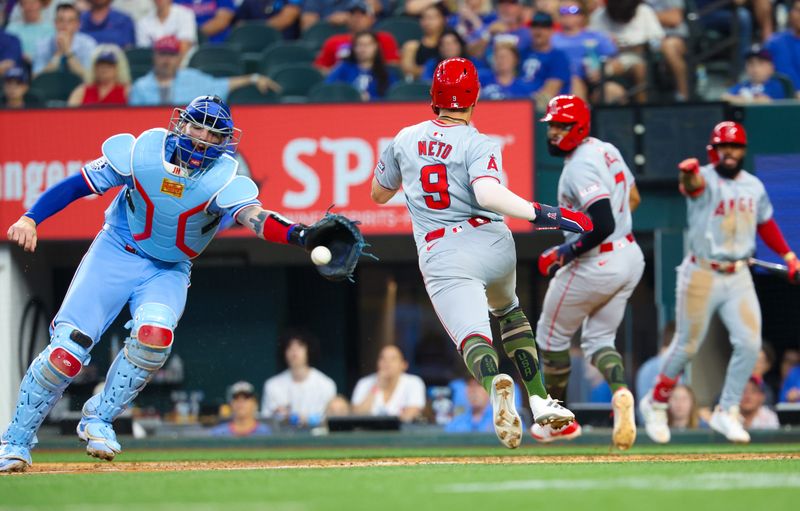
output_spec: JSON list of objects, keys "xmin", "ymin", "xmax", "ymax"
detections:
[{"xmin": 311, "ymin": 246, "xmax": 332, "ymax": 266}]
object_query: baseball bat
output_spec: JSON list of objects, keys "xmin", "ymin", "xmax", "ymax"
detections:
[{"xmin": 748, "ymin": 257, "xmax": 789, "ymax": 278}]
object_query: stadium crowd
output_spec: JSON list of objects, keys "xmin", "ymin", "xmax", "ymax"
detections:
[{"xmin": 2, "ymin": 0, "xmax": 800, "ymax": 107}]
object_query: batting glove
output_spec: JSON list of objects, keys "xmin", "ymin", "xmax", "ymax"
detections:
[
  {"xmin": 785, "ymin": 252, "xmax": 800, "ymax": 285},
  {"xmin": 538, "ymin": 243, "xmax": 576, "ymax": 277},
  {"xmin": 678, "ymin": 158, "xmax": 700, "ymax": 175}
]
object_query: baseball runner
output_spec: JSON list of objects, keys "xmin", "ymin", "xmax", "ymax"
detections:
[
  {"xmin": 370, "ymin": 58, "xmax": 593, "ymax": 448},
  {"xmin": 1, "ymin": 95, "xmax": 364, "ymax": 472},
  {"xmin": 640, "ymin": 121, "xmax": 800, "ymax": 444},
  {"xmin": 532, "ymin": 95, "xmax": 642, "ymax": 450}
]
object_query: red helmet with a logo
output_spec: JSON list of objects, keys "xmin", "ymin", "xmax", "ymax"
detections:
[
  {"xmin": 707, "ymin": 121, "xmax": 747, "ymax": 164},
  {"xmin": 430, "ymin": 57, "xmax": 480, "ymax": 114},
  {"xmin": 539, "ymin": 95, "xmax": 591, "ymax": 151}
]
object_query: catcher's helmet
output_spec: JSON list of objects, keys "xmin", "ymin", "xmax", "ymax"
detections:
[
  {"xmin": 169, "ymin": 95, "xmax": 242, "ymax": 173},
  {"xmin": 430, "ymin": 57, "xmax": 480, "ymax": 114},
  {"xmin": 706, "ymin": 121, "xmax": 746, "ymax": 165},
  {"xmin": 539, "ymin": 95, "xmax": 590, "ymax": 151}
]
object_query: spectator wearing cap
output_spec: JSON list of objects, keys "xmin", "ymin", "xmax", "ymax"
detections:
[
  {"xmin": 175, "ymin": 0, "xmax": 234, "ymax": 44},
  {"xmin": 262, "ymin": 331, "xmax": 337, "ymax": 428},
  {"xmin": 520, "ymin": 12, "xmax": 570, "ymax": 109},
  {"xmin": 740, "ymin": 376, "xmax": 779, "ymax": 430},
  {"xmin": 551, "ymin": 0, "xmax": 621, "ymax": 103},
  {"xmin": 6, "ymin": 0, "xmax": 56, "ymax": 63},
  {"xmin": 314, "ymin": 0, "xmax": 399, "ymax": 73},
  {"xmin": 722, "ymin": 48, "xmax": 788, "ymax": 104},
  {"xmin": 136, "ymin": 0, "xmax": 197, "ymax": 55},
  {"xmin": 0, "ymin": 29, "xmax": 24, "ymax": 76},
  {"xmin": 351, "ymin": 345, "xmax": 426, "ymax": 423},
  {"xmin": 467, "ymin": 0, "xmax": 530, "ymax": 62},
  {"xmin": 480, "ymin": 41, "xmax": 533, "ymax": 99},
  {"xmin": 81, "ymin": 0, "xmax": 136, "ymax": 49},
  {"xmin": 129, "ymin": 35, "xmax": 281, "ymax": 105},
  {"xmin": 1, "ymin": 66, "xmax": 41, "ymax": 108},
  {"xmin": 400, "ymin": 2, "xmax": 447, "ymax": 80},
  {"xmin": 446, "ymin": 0, "xmax": 497, "ymax": 48},
  {"xmin": 234, "ymin": 0, "xmax": 303, "ymax": 40},
  {"xmin": 67, "ymin": 44, "xmax": 130, "ymax": 106},
  {"xmin": 33, "ymin": 3, "xmax": 97, "ymax": 77},
  {"xmin": 211, "ymin": 381, "xmax": 272, "ymax": 437},
  {"xmin": 326, "ymin": 30, "xmax": 398, "ymax": 100},
  {"xmin": 767, "ymin": 0, "xmax": 800, "ymax": 96}
]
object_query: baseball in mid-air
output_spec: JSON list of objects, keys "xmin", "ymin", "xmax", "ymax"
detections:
[{"xmin": 311, "ymin": 246, "xmax": 332, "ymax": 266}]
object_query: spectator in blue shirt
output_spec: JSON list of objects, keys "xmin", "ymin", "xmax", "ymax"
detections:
[
  {"xmin": 445, "ymin": 378, "xmax": 494, "ymax": 433},
  {"xmin": 780, "ymin": 365, "xmax": 800, "ymax": 403},
  {"xmin": 467, "ymin": 0, "xmax": 530, "ymax": 61},
  {"xmin": 421, "ymin": 28, "xmax": 487, "ymax": 81},
  {"xmin": 767, "ymin": 0, "xmax": 800, "ymax": 96},
  {"xmin": 34, "ymin": 4, "xmax": 97, "ymax": 77},
  {"xmin": 176, "ymin": 0, "xmax": 235, "ymax": 44},
  {"xmin": 0, "ymin": 29, "xmax": 24, "ymax": 76},
  {"xmin": 327, "ymin": 30, "xmax": 398, "ymax": 100},
  {"xmin": 521, "ymin": 12, "xmax": 570, "ymax": 109},
  {"xmin": 447, "ymin": 0, "xmax": 497, "ymax": 47},
  {"xmin": 722, "ymin": 47, "xmax": 788, "ymax": 103},
  {"xmin": 551, "ymin": 0, "xmax": 621, "ymax": 103},
  {"xmin": 129, "ymin": 35, "xmax": 279, "ymax": 105},
  {"xmin": 302, "ymin": 0, "xmax": 352, "ymax": 31},
  {"xmin": 210, "ymin": 381, "xmax": 272, "ymax": 437},
  {"xmin": 480, "ymin": 41, "xmax": 532, "ymax": 100},
  {"xmin": 6, "ymin": 0, "xmax": 55, "ymax": 63},
  {"xmin": 235, "ymin": 0, "xmax": 303, "ymax": 40},
  {"xmin": 81, "ymin": 0, "xmax": 136, "ymax": 49}
]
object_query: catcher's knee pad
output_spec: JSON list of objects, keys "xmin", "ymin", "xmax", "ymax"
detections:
[
  {"xmin": 33, "ymin": 323, "xmax": 93, "ymax": 391},
  {"xmin": 124, "ymin": 303, "xmax": 177, "ymax": 371}
]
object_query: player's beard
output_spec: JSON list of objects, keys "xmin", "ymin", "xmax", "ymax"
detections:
[
  {"xmin": 547, "ymin": 141, "xmax": 573, "ymax": 157},
  {"xmin": 714, "ymin": 159, "xmax": 743, "ymax": 179}
]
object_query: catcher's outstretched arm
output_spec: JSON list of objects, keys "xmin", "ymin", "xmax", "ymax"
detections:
[
  {"xmin": 237, "ymin": 205, "xmax": 307, "ymax": 247},
  {"xmin": 371, "ymin": 176, "xmax": 398, "ymax": 204}
]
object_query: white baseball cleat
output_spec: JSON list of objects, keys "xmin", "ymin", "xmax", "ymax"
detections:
[
  {"xmin": 639, "ymin": 393, "xmax": 670, "ymax": 444},
  {"xmin": 490, "ymin": 374, "xmax": 523, "ymax": 449},
  {"xmin": 709, "ymin": 405, "xmax": 751, "ymax": 444},
  {"xmin": 530, "ymin": 420, "xmax": 582, "ymax": 443},
  {"xmin": 529, "ymin": 394, "xmax": 575, "ymax": 429},
  {"xmin": 77, "ymin": 418, "xmax": 122, "ymax": 461},
  {"xmin": 611, "ymin": 388, "xmax": 637, "ymax": 450}
]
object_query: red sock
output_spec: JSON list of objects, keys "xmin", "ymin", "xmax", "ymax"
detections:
[{"xmin": 652, "ymin": 374, "xmax": 678, "ymax": 403}]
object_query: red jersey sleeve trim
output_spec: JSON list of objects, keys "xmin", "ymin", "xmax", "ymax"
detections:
[
  {"xmin": 80, "ymin": 167, "xmax": 101, "ymax": 195},
  {"xmin": 470, "ymin": 175, "xmax": 501, "ymax": 185}
]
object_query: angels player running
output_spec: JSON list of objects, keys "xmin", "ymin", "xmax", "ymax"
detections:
[
  {"xmin": 370, "ymin": 58, "xmax": 593, "ymax": 448},
  {"xmin": 532, "ymin": 95, "xmax": 642, "ymax": 450},
  {"xmin": 1, "ymin": 96, "xmax": 319, "ymax": 472},
  {"xmin": 640, "ymin": 121, "xmax": 800, "ymax": 444}
]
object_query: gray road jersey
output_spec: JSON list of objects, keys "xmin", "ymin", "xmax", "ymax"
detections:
[
  {"xmin": 374, "ymin": 120, "xmax": 504, "ymax": 248},
  {"xmin": 557, "ymin": 137, "xmax": 635, "ymax": 246},
  {"xmin": 686, "ymin": 164, "xmax": 773, "ymax": 260}
]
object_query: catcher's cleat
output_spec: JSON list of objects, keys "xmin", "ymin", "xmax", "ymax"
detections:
[
  {"xmin": 611, "ymin": 388, "xmax": 637, "ymax": 450},
  {"xmin": 530, "ymin": 394, "xmax": 575, "ymax": 429},
  {"xmin": 490, "ymin": 374, "xmax": 523, "ymax": 449},
  {"xmin": 0, "ymin": 443, "xmax": 31, "ymax": 473},
  {"xmin": 530, "ymin": 420, "xmax": 582, "ymax": 443},
  {"xmin": 639, "ymin": 393, "xmax": 670, "ymax": 444},
  {"xmin": 709, "ymin": 405, "xmax": 751, "ymax": 444},
  {"xmin": 77, "ymin": 418, "xmax": 121, "ymax": 461}
]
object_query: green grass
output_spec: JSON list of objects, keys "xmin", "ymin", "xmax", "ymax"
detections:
[{"xmin": 2, "ymin": 445, "xmax": 798, "ymax": 511}]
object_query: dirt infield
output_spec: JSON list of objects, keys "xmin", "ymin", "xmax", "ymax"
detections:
[{"xmin": 9, "ymin": 452, "xmax": 798, "ymax": 475}]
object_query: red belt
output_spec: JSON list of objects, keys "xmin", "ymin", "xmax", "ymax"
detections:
[
  {"xmin": 690, "ymin": 255, "xmax": 742, "ymax": 274},
  {"xmin": 425, "ymin": 216, "xmax": 492, "ymax": 243},
  {"xmin": 599, "ymin": 233, "xmax": 635, "ymax": 253}
]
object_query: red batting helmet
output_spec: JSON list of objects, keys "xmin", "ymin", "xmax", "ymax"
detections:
[
  {"xmin": 430, "ymin": 57, "xmax": 480, "ymax": 114},
  {"xmin": 539, "ymin": 95, "xmax": 591, "ymax": 151},
  {"xmin": 706, "ymin": 121, "xmax": 746, "ymax": 165}
]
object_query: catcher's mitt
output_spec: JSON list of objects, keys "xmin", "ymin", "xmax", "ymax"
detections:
[{"xmin": 303, "ymin": 211, "xmax": 374, "ymax": 282}]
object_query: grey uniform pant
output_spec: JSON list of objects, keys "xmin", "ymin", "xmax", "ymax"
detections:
[
  {"xmin": 535, "ymin": 240, "xmax": 645, "ymax": 358},
  {"xmin": 660, "ymin": 256, "xmax": 761, "ymax": 409},
  {"xmin": 419, "ymin": 221, "xmax": 519, "ymax": 349}
]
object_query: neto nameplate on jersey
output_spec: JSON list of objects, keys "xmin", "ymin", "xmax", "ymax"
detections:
[{"xmin": 160, "ymin": 178, "xmax": 184, "ymax": 198}]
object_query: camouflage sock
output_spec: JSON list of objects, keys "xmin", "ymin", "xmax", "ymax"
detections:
[
  {"xmin": 540, "ymin": 349, "xmax": 571, "ymax": 401},
  {"xmin": 498, "ymin": 308, "xmax": 548, "ymax": 399},
  {"xmin": 461, "ymin": 335, "xmax": 500, "ymax": 394},
  {"xmin": 591, "ymin": 347, "xmax": 627, "ymax": 394}
]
